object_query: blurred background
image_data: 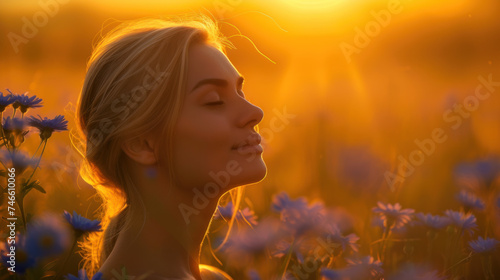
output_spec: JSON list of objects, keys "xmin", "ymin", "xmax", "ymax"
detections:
[{"xmin": 1, "ymin": 0, "xmax": 500, "ymax": 277}]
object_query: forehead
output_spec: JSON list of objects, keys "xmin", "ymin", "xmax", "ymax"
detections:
[{"xmin": 186, "ymin": 43, "xmax": 240, "ymax": 89}]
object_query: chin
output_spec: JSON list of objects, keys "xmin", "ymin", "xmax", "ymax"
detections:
[{"xmin": 230, "ymin": 158, "xmax": 267, "ymax": 187}]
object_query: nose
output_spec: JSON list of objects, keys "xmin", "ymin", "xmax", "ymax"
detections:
[{"xmin": 237, "ymin": 98, "xmax": 264, "ymax": 129}]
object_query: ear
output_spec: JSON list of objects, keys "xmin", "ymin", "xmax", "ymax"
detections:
[{"xmin": 121, "ymin": 136, "xmax": 157, "ymax": 165}]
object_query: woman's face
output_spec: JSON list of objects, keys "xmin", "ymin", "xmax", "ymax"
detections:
[{"xmin": 171, "ymin": 43, "xmax": 266, "ymax": 192}]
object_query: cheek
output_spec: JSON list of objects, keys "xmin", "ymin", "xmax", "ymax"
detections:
[{"xmin": 171, "ymin": 113, "xmax": 233, "ymax": 185}]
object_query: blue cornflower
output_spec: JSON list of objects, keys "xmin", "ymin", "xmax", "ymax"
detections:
[
  {"xmin": 415, "ymin": 213, "xmax": 450, "ymax": 230},
  {"xmin": 65, "ymin": 269, "xmax": 103, "ymax": 280},
  {"xmin": 2, "ymin": 117, "xmax": 27, "ymax": 147},
  {"xmin": 25, "ymin": 214, "xmax": 71, "ymax": 259},
  {"xmin": 0, "ymin": 91, "xmax": 14, "ymax": 112},
  {"xmin": 247, "ymin": 269, "xmax": 261, "ymax": 280},
  {"xmin": 321, "ymin": 268, "xmax": 342, "ymax": 280},
  {"xmin": 0, "ymin": 233, "xmax": 38, "ymax": 274},
  {"xmin": 3, "ymin": 116, "xmax": 25, "ymax": 132},
  {"xmin": 456, "ymin": 190, "xmax": 485, "ymax": 211},
  {"xmin": 372, "ymin": 202, "xmax": 414, "ymax": 230},
  {"xmin": 63, "ymin": 210, "xmax": 102, "ymax": 237},
  {"xmin": 326, "ymin": 224, "xmax": 360, "ymax": 253},
  {"xmin": 272, "ymin": 239, "xmax": 306, "ymax": 263},
  {"xmin": 0, "ymin": 150, "xmax": 37, "ymax": 174},
  {"xmin": 220, "ymin": 217, "xmax": 283, "ymax": 257},
  {"xmin": 444, "ymin": 210, "xmax": 477, "ymax": 235},
  {"xmin": 325, "ymin": 256, "xmax": 383, "ymax": 280},
  {"xmin": 272, "ymin": 192, "xmax": 308, "ymax": 212},
  {"xmin": 469, "ymin": 236, "xmax": 500, "ymax": 254},
  {"xmin": 27, "ymin": 114, "xmax": 68, "ymax": 140},
  {"xmin": 281, "ymin": 201, "xmax": 326, "ymax": 237},
  {"xmin": 272, "ymin": 192, "xmax": 326, "ymax": 237},
  {"xmin": 214, "ymin": 202, "xmax": 258, "ymax": 226},
  {"xmin": 11, "ymin": 92, "xmax": 43, "ymax": 113},
  {"xmin": 454, "ymin": 158, "xmax": 500, "ymax": 190}
]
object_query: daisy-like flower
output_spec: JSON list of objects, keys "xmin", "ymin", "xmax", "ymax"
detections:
[
  {"xmin": 0, "ymin": 150, "xmax": 37, "ymax": 174},
  {"xmin": 11, "ymin": 92, "xmax": 43, "ymax": 114},
  {"xmin": 324, "ymin": 224, "xmax": 360, "ymax": 254},
  {"xmin": 27, "ymin": 114, "xmax": 68, "ymax": 140},
  {"xmin": 372, "ymin": 202, "xmax": 414, "ymax": 230},
  {"xmin": 0, "ymin": 91, "xmax": 14, "ymax": 112},
  {"xmin": 25, "ymin": 214, "xmax": 71, "ymax": 259},
  {"xmin": 281, "ymin": 201, "xmax": 326, "ymax": 237},
  {"xmin": 2, "ymin": 116, "xmax": 27, "ymax": 147},
  {"xmin": 0, "ymin": 234, "xmax": 38, "ymax": 275},
  {"xmin": 3, "ymin": 116, "xmax": 25, "ymax": 132},
  {"xmin": 63, "ymin": 210, "xmax": 102, "ymax": 238},
  {"xmin": 444, "ymin": 210, "xmax": 477, "ymax": 235},
  {"xmin": 323, "ymin": 256, "xmax": 383, "ymax": 280},
  {"xmin": 455, "ymin": 190, "xmax": 485, "ymax": 211},
  {"xmin": 468, "ymin": 236, "xmax": 500, "ymax": 254},
  {"xmin": 272, "ymin": 192, "xmax": 327, "ymax": 237},
  {"xmin": 220, "ymin": 217, "xmax": 283, "ymax": 257},
  {"xmin": 321, "ymin": 268, "xmax": 341, "ymax": 280},
  {"xmin": 414, "ymin": 213, "xmax": 450, "ymax": 230},
  {"xmin": 214, "ymin": 201, "xmax": 258, "ymax": 226},
  {"xmin": 272, "ymin": 192, "xmax": 308, "ymax": 212},
  {"xmin": 65, "ymin": 269, "xmax": 103, "ymax": 280},
  {"xmin": 454, "ymin": 158, "xmax": 500, "ymax": 190}
]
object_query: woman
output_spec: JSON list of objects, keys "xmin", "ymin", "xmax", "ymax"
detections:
[{"xmin": 75, "ymin": 16, "xmax": 267, "ymax": 280}]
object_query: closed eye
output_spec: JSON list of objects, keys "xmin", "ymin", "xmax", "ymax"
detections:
[{"xmin": 205, "ymin": 100, "xmax": 224, "ymax": 106}]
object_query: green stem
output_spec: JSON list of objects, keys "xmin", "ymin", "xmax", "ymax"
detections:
[
  {"xmin": 443, "ymin": 252, "xmax": 474, "ymax": 274},
  {"xmin": 31, "ymin": 139, "xmax": 43, "ymax": 160},
  {"xmin": 53, "ymin": 237, "xmax": 78, "ymax": 280},
  {"xmin": 279, "ymin": 238, "xmax": 295, "ymax": 280},
  {"xmin": 0, "ymin": 111, "xmax": 12, "ymax": 153},
  {"xmin": 26, "ymin": 139, "xmax": 47, "ymax": 185},
  {"xmin": 380, "ymin": 224, "xmax": 392, "ymax": 262}
]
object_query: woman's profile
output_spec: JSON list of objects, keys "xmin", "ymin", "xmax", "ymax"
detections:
[{"xmin": 74, "ymin": 16, "xmax": 266, "ymax": 280}]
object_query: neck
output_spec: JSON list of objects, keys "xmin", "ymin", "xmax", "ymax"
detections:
[{"xmin": 101, "ymin": 176, "xmax": 219, "ymax": 280}]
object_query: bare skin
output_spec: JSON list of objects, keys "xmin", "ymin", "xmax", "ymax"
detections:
[{"xmin": 98, "ymin": 43, "xmax": 266, "ymax": 280}]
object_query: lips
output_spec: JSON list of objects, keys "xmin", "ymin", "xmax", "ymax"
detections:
[{"xmin": 232, "ymin": 133, "xmax": 262, "ymax": 151}]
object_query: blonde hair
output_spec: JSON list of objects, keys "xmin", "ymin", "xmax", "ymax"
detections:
[{"xmin": 74, "ymin": 16, "xmax": 235, "ymax": 276}]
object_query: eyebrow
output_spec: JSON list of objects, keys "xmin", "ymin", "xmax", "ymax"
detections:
[{"xmin": 190, "ymin": 76, "xmax": 244, "ymax": 93}]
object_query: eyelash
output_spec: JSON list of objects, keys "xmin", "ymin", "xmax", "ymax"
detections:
[
  {"xmin": 204, "ymin": 90, "xmax": 245, "ymax": 106},
  {"xmin": 205, "ymin": 101, "xmax": 224, "ymax": 106}
]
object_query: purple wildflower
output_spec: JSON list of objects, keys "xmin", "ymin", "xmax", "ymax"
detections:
[
  {"xmin": 3, "ymin": 116, "xmax": 25, "ymax": 132},
  {"xmin": 454, "ymin": 158, "xmax": 500, "ymax": 190},
  {"xmin": 27, "ymin": 114, "xmax": 68, "ymax": 140},
  {"xmin": 63, "ymin": 210, "xmax": 102, "ymax": 237},
  {"xmin": 11, "ymin": 92, "xmax": 43, "ymax": 113},
  {"xmin": 0, "ymin": 91, "xmax": 14, "ymax": 112},
  {"xmin": 220, "ymin": 218, "xmax": 282, "ymax": 256},
  {"xmin": 0, "ymin": 234, "xmax": 37, "ymax": 274},
  {"xmin": 456, "ymin": 190, "xmax": 485, "ymax": 211},
  {"xmin": 25, "ymin": 214, "xmax": 71, "ymax": 259},
  {"xmin": 0, "ymin": 150, "xmax": 37, "ymax": 174},
  {"xmin": 2, "ymin": 116, "xmax": 27, "ymax": 147},
  {"xmin": 325, "ymin": 224, "xmax": 360, "ymax": 253},
  {"xmin": 469, "ymin": 236, "xmax": 500, "ymax": 254},
  {"xmin": 214, "ymin": 201, "xmax": 258, "ymax": 226},
  {"xmin": 272, "ymin": 192, "xmax": 308, "ymax": 212},
  {"xmin": 65, "ymin": 269, "xmax": 103, "ymax": 280},
  {"xmin": 444, "ymin": 210, "xmax": 477, "ymax": 235},
  {"xmin": 414, "ymin": 213, "xmax": 450, "ymax": 230},
  {"xmin": 372, "ymin": 202, "xmax": 414, "ymax": 230}
]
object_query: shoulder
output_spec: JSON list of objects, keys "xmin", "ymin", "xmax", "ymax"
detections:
[{"xmin": 199, "ymin": 264, "xmax": 233, "ymax": 280}]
